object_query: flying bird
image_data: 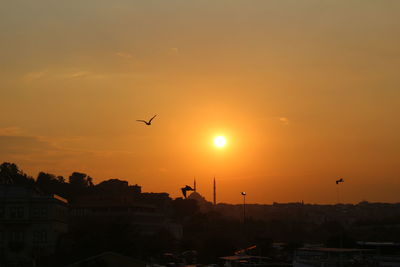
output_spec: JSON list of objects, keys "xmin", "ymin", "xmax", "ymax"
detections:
[
  {"xmin": 336, "ymin": 178, "xmax": 344, "ymax": 184},
  {"xmin": 181, "ymin": 185, "xmax": 194, "ymax": 198},
  {"xmin": 137, "ymin": 115, "xmax": 157, "ymax": 125}
]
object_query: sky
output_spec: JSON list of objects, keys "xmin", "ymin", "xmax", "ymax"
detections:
[{"xmin": 1, "ymin": 0, "xmax": 399, "ymax": 204}]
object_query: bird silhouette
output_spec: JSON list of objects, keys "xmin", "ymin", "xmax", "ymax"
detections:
[
  {"xmin": 137, "ymin": 115, "xmax": 157, "ymax": 125},
  {"xmin": 336, "ymin": 178, "xmax": 344, "ymax": 184},
  {"xmin": 181, "ymin": 185, "xmax": 194, "ymax": 198}
]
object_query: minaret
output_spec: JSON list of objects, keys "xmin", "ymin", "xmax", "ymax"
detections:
[
  {"xmin": 213, "ymin": 177, "xmax": 216, "ymax": 205},
  {"xmin": 194, "ymin": 177, "xmax": 197, "ymax": 192}
]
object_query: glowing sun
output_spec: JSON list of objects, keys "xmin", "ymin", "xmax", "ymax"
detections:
[{"xmin": 214, "ymin": 136, "xmax": 227, "ymax": 148}]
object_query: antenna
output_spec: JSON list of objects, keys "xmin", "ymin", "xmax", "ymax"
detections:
[
  {"xmin": 194, "ymin": 177, "xmax": 196, "ymax": 192},
  {"xmin": 213, "ymin": 177, "xmax": 216, "ymax": 205}
]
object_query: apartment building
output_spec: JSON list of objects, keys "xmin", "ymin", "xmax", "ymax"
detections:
[{"xmin": 0, "ymin": 185, "xmax": 68, "ymax": 264}]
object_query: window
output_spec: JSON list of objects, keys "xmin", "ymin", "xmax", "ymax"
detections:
[
  {"xmin": 10, "ymin": 207, "xmax": 24, "ymax": 219},
  {"xmin": 10, "ymin": 231, "xmax": 24, "ymax": 242},
  {"xmin": 32, "ymin": 207, "xmax": 47, "ymax": 218},
  {"xmin": 10, "ymin": 208, "xmax": 17, "ymax": 218},
  {"xmin": 33, "ymin": 207, "xmax": 39, "ymax": 217},
  {"xmin": 40, "ymin": 207, "xmax": 47, "ymax": 217},
  {"xmin": 33, "ymin": 230, "xmax": 47, "ymax": 244},
  {"xmin": 74, "ymin": 208, "xmax": 85, "ymax": 216},
  {"xmin": 0, "ymin": 207, "xmax": 4, "ymax": 218}
]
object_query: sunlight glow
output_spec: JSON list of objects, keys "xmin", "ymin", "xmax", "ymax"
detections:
[{"xmin": 214, "ymin": 136, "xmax": 227, "ymax": 148}]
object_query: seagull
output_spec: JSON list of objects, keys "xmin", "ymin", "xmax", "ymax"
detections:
[
  {"xmin": 336, "ymin": 178, "xmax": 344, "ymax": 185},
  {"xmin": 136, "ymin": 115, "xmax": 157, "ymax": 126},
  {"xmin": 181, "ymin": 185, "xmax": 194, "ymax": 198}
]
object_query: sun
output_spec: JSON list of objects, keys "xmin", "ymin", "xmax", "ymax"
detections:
[{"xmin": 214, "ymin": 136, "xmax": 227, "ymax": 148}]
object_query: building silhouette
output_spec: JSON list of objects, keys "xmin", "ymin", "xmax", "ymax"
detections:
[{"xmin": 0, "ymin": 185, "xmax": 68, "ymax": 265}]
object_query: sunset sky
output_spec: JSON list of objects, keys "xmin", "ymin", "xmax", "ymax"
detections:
[{"xmin": 1, "ymin": 1, "xmax": 399, "ymax": 204}]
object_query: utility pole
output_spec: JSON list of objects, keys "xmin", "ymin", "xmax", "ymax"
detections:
[
  {"xmin": 336, "ymin": 177, "xmax": 345, "ymax": 267},
  {"xmin": 241, "ymin": 192, "xmax": 246, "ymax": 224}
]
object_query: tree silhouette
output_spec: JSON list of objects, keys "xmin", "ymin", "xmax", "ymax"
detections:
[
  {"xmin": 69, "ymin": 172, "xmax": 93, "ymax": 188},
  {"xmin": 0, "ymin": 162, "xmax": 34, "ymax": 185},
  {"xmin": 36, "ymin": 172, "xmax": 69, "ymax": 197}
]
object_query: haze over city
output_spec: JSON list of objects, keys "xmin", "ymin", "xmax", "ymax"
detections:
[{"xmin": 1, "ymin": 1, "xmax": 399, "ymax": 204}]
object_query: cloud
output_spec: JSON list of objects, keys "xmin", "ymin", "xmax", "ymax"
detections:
[
  {"xmin": 21, "ymin": 69, "xmax": 98, "ymax": 82},
  {"xmin": 68, "ymin": 71, "xmax": 90, "ymax": 78},
  {"xmin": 0, "ymin": 127, "xmax": 23, "ymax": 136},
  {"xmin": 0, "ymin": 135, "xmax": 53, "ymax": 155},
  {"xmin": 279, "ymin": 117, "xmax": 289, "ymax": 125},
  {"xmin": 167, "ymin": 47, "xmax": 179, "ymax": 55},
  {"xmin": 0, "ymin": 134, "xmax": 96, "ymax": 176},
  {"xmin": 115, "ymin": 52, "xmax": 134, "ymax": 60},
  {"xmin": 0, "ymin": 132, "xmax": 134, "ymax": 167},
  {"xmin": 22, "ymin": 71, "xmax": 48, "ymax": 82},
  {"xmin": 0, "ymin": 127, "xmax": 53, "ymax": 155}
]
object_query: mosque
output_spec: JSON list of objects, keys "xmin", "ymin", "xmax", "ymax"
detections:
[{"xmin": 186, "ymin": 178, "xmax": 216, "ymax": 212}]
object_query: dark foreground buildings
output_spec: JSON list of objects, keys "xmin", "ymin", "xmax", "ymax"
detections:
[
  {"xmin": 0, "ymin": 182, "xmax": 180, "ymax": 266},
  {"xmin": 0, "ymin": 185, "xmax": 68, "ymax": 265},
  {"xmin": 2, "ymin": 180, "xmax": 400, "ymax": 266}
]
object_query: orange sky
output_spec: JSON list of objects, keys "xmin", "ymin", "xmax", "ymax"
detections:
[{"xmin": 1, "ymin": 1, "xmax": 399, "ymax": 204}]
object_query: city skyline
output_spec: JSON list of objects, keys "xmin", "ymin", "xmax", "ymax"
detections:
[{"xmin": 1, "ymin": 1, "xmax": 399, "ymax": 204}]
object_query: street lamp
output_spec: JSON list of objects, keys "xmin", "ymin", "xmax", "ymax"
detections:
[{"xmin": 241, "ymin": 192, "xmax": 246, "ymax": 224}]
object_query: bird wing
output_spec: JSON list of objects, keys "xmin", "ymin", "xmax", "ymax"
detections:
[
  {"xmin": 185, "ymin": 185, "xmax": 194, "ymax": 191},
  {"xmin": 181, "ymin": 188, "xmax": 187, "ymax": 198},
  {"xmin": 136, "ymin": 120, "xmax": 147, "ymax": 123},
  {"xmin": 149, "ymin": 115, "xmax": 157, "ymax": 123}
]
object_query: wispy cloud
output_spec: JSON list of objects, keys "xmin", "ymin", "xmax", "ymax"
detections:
[
  {"xmin": 68, "ymin": 71, "xmax": 91, "ymax": 78},
  {"xmin": 115, "ymin": 52, "xmax": 134, "ymax": 60},
  {"xmin": 0, "ymin": 131, "xmax": 134, "ymax": 163},
  {"xmin": 0, "ymin": 135, "xmax": 53, "ymax": 154},
  {"xmin": 279, "ymin": 117, "xmax": 289, "ymax": 125},
  {"xmin": 167, "ymin": 47, "xmax": 179, "ymax": 55},
  {"xmin": 22, "ymin": 71, "xmax": 48, "ymax": 82},
  {"xmin": 0, "ymin": 126, "xmax": 23, "ymax": 136},
  {"xmin": 21, "ymin": 69, "xmax": 100, "ymax": 82}
]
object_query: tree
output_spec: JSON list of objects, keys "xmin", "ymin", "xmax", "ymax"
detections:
[
  {"xmin": 96, "ymin": 179, "xmax": 129, "ymax": 194},
  {"xmin": 37, "ymin": 172, "xmax": 58, "ymax": 185},
  {"xmin": 57, "ymin": 176, "xmax": 65, "ymax": 183},
  {"xmin": 0, "ymin": 162, "xmax": 34, "ymax": 185},
  {"xmin": 69, "ymin": 172, "xmax": 93, "ymax": 188},
  {"xmin": 67, "ymin": 172, "xmax": 94, "ymax": 198},
  {"xmin": 36, "ymin": 172, "xmax": 67, "ymax": 197}
]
